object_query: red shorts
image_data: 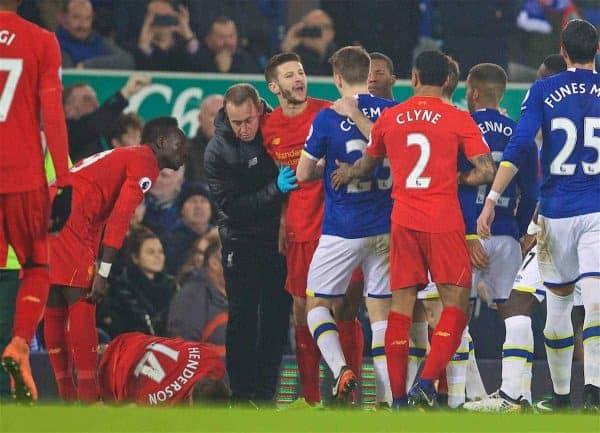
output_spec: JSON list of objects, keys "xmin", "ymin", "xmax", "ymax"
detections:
[
  {"xmin": 0, "ymin": 185, "xmax": 50, "ymax": 267},
  {"xmin": 49, "ymin": 211, "xmax": 102, "ymax": 289},
  {"xmin": 285, "ymin": 240, "xmax": 319, "ymax": 297},
  {"xmin": 390, "ymin": 223, "xmax": 471, "ymax": 291}
]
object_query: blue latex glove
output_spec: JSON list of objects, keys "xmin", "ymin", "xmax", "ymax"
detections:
[{"xmin": 277, "ymin": 166, "xmax": 298, "ymax": 193}]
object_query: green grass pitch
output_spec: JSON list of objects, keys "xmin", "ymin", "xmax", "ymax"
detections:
[{"xmin": 1, "ymin": 405, "xmax": 598, "ymax": 433}]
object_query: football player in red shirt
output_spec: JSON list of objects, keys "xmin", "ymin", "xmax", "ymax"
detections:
[
  {"xmin": 98, "ymin": 332, "xmax": 229, "ymax": 405},
  {"xmin": 44, "ymin": 117, "xmax": 186, "ymax": 403},
  {"xmin": 261, "ymin": 53, "xmax": 364, "ymax": 405},
  {"xmin": 0, "ymin": 0, "xmax": 71, "ymax": 401},
  {"xmin": 331, "ymin": 51, "xmax": 495, "ymax": 409}
]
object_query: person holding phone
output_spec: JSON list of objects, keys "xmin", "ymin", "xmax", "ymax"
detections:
[
  {"xmin": 281, "ymin": 9, "xmax": 337, "ymax": 76},
  {"xmin": 134, "ymin": 0, "xmax": 199, "ymax": 72}
]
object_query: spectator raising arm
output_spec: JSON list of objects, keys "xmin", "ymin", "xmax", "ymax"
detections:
[{"xmin": 65, "ymin": 74, "xmax": 150, "ymax": 162}]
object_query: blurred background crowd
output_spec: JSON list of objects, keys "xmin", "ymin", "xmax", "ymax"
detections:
[{"xmin": 17, "ymin": 0, "xmax": 600, "ymax": 79}]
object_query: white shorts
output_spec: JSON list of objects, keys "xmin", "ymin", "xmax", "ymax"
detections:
[
  {"xmin": 417, "ymin": 281, "xmax": 440, "ymax": 300},
  {"xmin": 473, "ymin": 236, "xmax": 522, "ymax": 307},
  {"xmin": 538, "ymin": 212, "xmax": 600, "ymax": 287},
  {"xmin": 306, "ymin": 234, "xmax": 391, "ymax": 299},
  {"xmin": 513, "ymin": 245, "xmax": 582, "ymax": 306},
  {"xmin": 416, "ymin": 276, "xmax": 477, "ymax": 301}
]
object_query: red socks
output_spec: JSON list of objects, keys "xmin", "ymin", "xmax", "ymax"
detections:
[
  {"xmin": 295, "ymin": 325, "xmax": 321, "ymax": 404},
  {"xmin": 438, "ymin": 369, "xmax": 448, "ymax": 395},
  {"xmin": 13, "ymin": 267, "xmax": 49, "ymax": 342},
  {"xmin": 385, "ymin": 311, "xmax": 412, "ymax": 399},
  {"xmin": 44, "ymin": 307, "xmax": 76, "ymax": 401},
  {"xmin": 337, "ymin": 319, "xmax": 364, "ymax": 379},
  {"xmin": 68, "ymin": 300, "xmax": 99, "ymax": 403},
  {"xmin": 421, "ymin": 307, "xmax": 468, "ymax": 381}
]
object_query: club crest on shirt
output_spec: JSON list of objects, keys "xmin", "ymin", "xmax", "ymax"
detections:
[
  {"xmin": 248, "ymin": 157, "xmax": 258, "ymax": 167},
  {"xmin": 139, "ymin": 177, "xmax": 152, "ymax": 193},
  {"xmin": 272, "ymin": 137, "xmax": 281, "ymax": 146}
]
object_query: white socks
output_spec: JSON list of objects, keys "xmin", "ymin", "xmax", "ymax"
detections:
[
  {"xmin": 371, "ymin": 320, "xmax": 391, "ymax": 404},
  {"xmin": 307, "ymin": 306, "xmax": 346, "ymax": 378},
  {"xmin": 581, "ymin": 278, "xmax": 600, "ymax": 387},
  {"xmin": 466, "ymin": 330, "xmax": 487, "ymax": 401},
  {"xmin": 447, "ymin": 328, "xmax": 469, "ymax": 408},
  {"xmin": 544, "ymin": 290, "xmax": 574, "ymax": 395},
  {"xmin": 406, "ymin": 321, "xmax": 428, "ymax": 392},
  {"xmin": 501, "ymin": 315, "xmax": 533, "ymax": 400}
]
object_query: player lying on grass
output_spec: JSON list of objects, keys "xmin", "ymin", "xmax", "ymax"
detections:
[{"xmin": 98, "ymin": 332, "xmax": 230, "ymax": 405}]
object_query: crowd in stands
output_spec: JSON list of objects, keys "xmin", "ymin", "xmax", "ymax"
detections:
[
  {"xmin": 20, "ymin": 0, "xmax": 596, "ymax": 358},
  {"xmin": 17, "ymin": 0, "xmax": 600, "ymax": 79}
]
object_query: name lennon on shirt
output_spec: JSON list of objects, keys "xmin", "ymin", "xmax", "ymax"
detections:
[{"xmin": 543, "ymin": 83, "xmax": 600, "ymax": 109}]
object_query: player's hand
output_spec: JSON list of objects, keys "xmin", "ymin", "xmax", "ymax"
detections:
[
  {"xmin": 331, "ymin": 159, "xmax": 352, "ymax": 190},
  {"xmin": 121, "ymin": 74, "xmax": 151, "ymax": 99},
  {"xmin": 277, "ymin": 166, "xmax": 298, "ymax": 193},
  {"xmin": 467, "ymin": 238, "xmax": 489, "ymax": 269},
  {"xmin": 477, "ymin": 200, "xmax": 495, "ymax": 240},
  {"xmin": 331, "ymin": 96, "xmax": 359, "ymax": 119},
  {"xmin": 86, "ymin": 274, "xmax": 109, "ymax": 304},
  {"xmin": 49, "ymin": 186, "xmax": 72, "ymax": 233}
]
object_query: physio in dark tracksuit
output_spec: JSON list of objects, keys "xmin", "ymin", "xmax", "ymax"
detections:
[{"xmin": 204, "ymin": 84, "xmax": 296, "ymax": 404}]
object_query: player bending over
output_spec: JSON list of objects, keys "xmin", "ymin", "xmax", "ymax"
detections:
[{"xmin": 44, "ymin": 117, "xmax": 186, "ymax": 402}]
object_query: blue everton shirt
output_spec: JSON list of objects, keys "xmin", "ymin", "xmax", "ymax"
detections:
[
  {"xmin": 460, "ymin": 109, "xmax": 539, "ymax": 239},
  {"xmin": 304, "ymin": 94, "xmax": 396, "ymax": 239},
  {"xmin": 502, "ymin": 68, "xmax": 600, "ymax": 218}
]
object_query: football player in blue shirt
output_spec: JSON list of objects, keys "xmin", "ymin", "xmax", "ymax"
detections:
[
  {"xmin": 296, "ymin": 46, "xmax": 396, "ymax": 403},
  {"xmin": 464, "ymin": 63, "xmax": 539, "ymax": 315},
  {"xmin": 478, "ymin": 19, "xmax": 600, "ymax": 411}
]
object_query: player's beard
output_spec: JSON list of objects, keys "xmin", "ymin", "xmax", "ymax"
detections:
[{"xmin": 280, "ymin": 87, "xmax": 307, "ymax": 106}]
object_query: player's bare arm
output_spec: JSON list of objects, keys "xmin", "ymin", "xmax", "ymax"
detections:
[
  {"xmin": 476, "ymin": 162, "xmax": 519, "ymax": 239},
  {"xmin": 458, "ymin": 153, "xmax": 496, "ymax": 186},
  {"xmin": 331, "ymin": 96, "xmax": 374, "ymax": 139},
  {"xmin": 520, "ymin": 203, "xmax": 540, "ymax": 256},
  {"xmin": 296, "ymin": 150, "xmax": 322, "ymax": 182},
  {"xmin": 85, "ymin": 246, "xmax": 119, "ymax": 304},
  {"xmin": 331, "ymin": 154, "xmax": 382, "ymax": 190}
]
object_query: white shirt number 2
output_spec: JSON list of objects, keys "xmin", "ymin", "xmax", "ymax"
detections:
[{"xmin": 406, "ymin": 133, "xmax": 431, "ymax": 189}]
